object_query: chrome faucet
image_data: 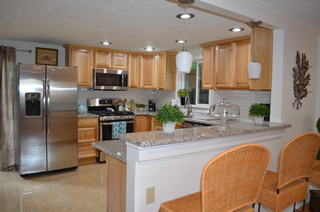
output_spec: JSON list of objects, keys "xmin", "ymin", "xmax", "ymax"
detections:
[{"xmin": 184, "ymin": 96, "xmax": 192, "ymax": 118}]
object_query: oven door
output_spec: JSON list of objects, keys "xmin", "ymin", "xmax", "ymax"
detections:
[
  {"xmin": 100, "ymin": 120, "xmax": 134, "ymax": 141},
  {"xmin": 93, "ymin": 68, "xmax": 128, "ymax": 91},
  {"xmin": 97, "ymin": 120, "xmax": 134, "ymax": 163}
]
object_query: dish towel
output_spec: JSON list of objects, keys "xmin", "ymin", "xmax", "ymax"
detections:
[{"xmin": 112, "ymin": 122, "xmax": 127, "ymax": 139}]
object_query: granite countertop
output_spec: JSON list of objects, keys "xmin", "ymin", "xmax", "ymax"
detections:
[
  {"xmin": 78, "ymin": 112, "xmax": 99, "ymax": 118},
  {"xmin": 120, "ymin": 121, "xmax": 291, "ymax": 147},
  {"xmin": 134, "ymin": 111, "xmax": 157, "ymax": 116},
  {"xmin": 92, "ymin": 140, "xmax": 127, "ymax": 163}
]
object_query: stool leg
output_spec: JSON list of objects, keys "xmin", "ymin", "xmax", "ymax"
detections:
[
  {"xmin": 303, "ymin": 199, "xmax": 305, "ymax": 212},
  {"xmin": 293, "ymin": 202, "xmax": 296, "ymax": 212},
  {"xmin": 252, "ymin": 203, "xmax": 255, "ymax": 208},
  {"xmin": 258, "ymin": 203, "xmax": 261, "ymax": 212}
]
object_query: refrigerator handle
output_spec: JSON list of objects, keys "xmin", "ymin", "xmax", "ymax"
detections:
[
  {"xmin": 43, "ymin": 80, "xmax": 46, "ymax": 134},
  {"xmin": 47, "ymin": 80, "xmax": 50, "ymax": 134}
]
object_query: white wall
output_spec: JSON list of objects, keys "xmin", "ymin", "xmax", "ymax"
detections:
[{"xmin": 0, "ymin": 39, "xmax": 65, "ymax": 66}]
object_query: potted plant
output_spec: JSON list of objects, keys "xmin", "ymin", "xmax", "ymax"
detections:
[
  {"xmin": 316, "ymin": 118, "xmax": 320, "ymax": 160},
  {"xmin": 156, "ymin": 103, "xmax": 184, "ymax": 134},
  {"xmin": 249, "ymin": 103, "xmax": 270, "ymax": 125},
  {"xmin": 136, "ymin": 103, "xmax": 146, "ymax": 112},
  {"xmin": 177, "ymin": 89, "xmax": 189, "ymax": 105}
]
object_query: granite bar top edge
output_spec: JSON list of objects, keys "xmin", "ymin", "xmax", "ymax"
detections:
[
  {"xmin": 119, "ymin": 122, "xmax": 291, "ymax": 147},
  {"xmin": 78, "ymin": 112, "xmax": 99, "ymax": 118},
  {"xmin": 92, "ymin": 140, "xmax": 127, "ymax": 163}
]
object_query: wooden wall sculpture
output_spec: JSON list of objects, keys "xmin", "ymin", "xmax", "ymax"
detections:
[{"xmin": 292, "ymin": 51, "xmax": 311, "ymax": 110}]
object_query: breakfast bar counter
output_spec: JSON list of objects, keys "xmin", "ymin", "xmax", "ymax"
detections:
[{"xmin": 93, "ymin": 120, "xmax": 291, "ymax": 212}]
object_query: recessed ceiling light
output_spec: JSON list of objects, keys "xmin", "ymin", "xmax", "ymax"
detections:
[
  {"xmin": 101, "ymin": 41, "xmax": 112, "ymax": 45},
  {"xmin": 175, "ymin": 40, "xmax": 187, "ymax": 43},
  {"xmin": 229, "ymin": 28, "xmax": 244, "ymax": 32},
  {"xmin": 144, "ymin": 47, "xmax": 155, "ymax": 51},
  {"xmin": 176, "ymin": 13, "xmax": 195, "ymax": 19}
]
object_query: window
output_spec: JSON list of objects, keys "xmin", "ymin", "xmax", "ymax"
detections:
[{"xmin": 178, "ymin": 61, "xmax": 210, "ymax": 107}]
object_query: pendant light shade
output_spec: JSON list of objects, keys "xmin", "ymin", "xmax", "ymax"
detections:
[
  {"xmin": 248, "ymin": 20, "xmax": 262, "ymax": 79},
  {"xmin": 175, "ymin": 1, "xmax": 194, "ymax": 74},
  {"xmin": 248, "ymin": 61, "xmax": 261, "ymax": 79},
  {"xmin": 176, "ymin": 48, "xmax": 193, "ymax": 73}
]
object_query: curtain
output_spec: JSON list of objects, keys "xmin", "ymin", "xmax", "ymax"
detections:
[{"xmin": 0, "ymin": 46, "xmax": 16, "ymax": 171}]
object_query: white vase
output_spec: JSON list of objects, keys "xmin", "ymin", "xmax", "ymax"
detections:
[
  {"xmin": 163, "ymin": 121, "xmax": 177, "ymax": 135},
  {"xmin": 254, "ymin": 116, "xmax": 265, "ymax": 125},
  {"xmin": 137, "ymin": 108, "xmax": 144, "ymax": 112}
]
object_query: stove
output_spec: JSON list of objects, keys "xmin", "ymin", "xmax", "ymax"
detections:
[
  {"xmin": 87, "ymin": 98, "xmax": 135, "ymax": 163},
  {"xmin": 88, "ymin": 98, "xmax": 135, "ymax": 121}
]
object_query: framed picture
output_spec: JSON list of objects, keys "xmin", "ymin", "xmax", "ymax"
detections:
[{"xmin": 35, "ymin": 47, "xmax": 58, "ymax": 66}]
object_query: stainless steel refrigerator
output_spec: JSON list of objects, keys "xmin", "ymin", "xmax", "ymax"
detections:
[{"xmin": 14, "ymin": 64, "xmax": 78, "ymax": 176}]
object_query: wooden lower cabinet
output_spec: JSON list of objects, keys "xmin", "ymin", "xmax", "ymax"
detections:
[
  {"xmin": 134, "ymin": 115, "xmax": 154, "ymax": 132},
  {"xmin": 106, "ymin": 155, "xmax": 126, "ymax": 212},
  {"xmin": 78, "ymin": 117, "xmax": 99, "ymax": 159}
]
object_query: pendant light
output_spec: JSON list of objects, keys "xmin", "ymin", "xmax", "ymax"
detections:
[
  {"xmin": 247, "ymin": 20, "xmax": 262, "ymax": 79},
  {"xmin": 176, "ymin": 0, "xmax": 194, "ymax": 74}
]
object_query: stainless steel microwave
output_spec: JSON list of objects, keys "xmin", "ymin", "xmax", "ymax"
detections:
[{"xmin": 93, "ymin": 68, "xmax": 128, "ymax": 91}]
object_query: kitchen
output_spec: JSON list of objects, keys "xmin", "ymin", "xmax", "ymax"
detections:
[{"xmin": 1, "ymin": 0, "xmax": 320, "ymax": 212}]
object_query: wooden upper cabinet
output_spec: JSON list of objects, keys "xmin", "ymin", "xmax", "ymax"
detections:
[
  {"xmin": 202, "ymin": 46, "xmax": 215, "ymax": 89},
  {"xmin": 158, "ymin": 53, "xmax": 176, "ymax": 90},
  {"xmin": 68, "ymin": 47, "xmax": 93, "ymax": 88},
  {"xmin": 214, "ymin": 43, "xmax": 235, "ymax": 89},
  {"xmin": 140, "ymin": 55, "xmax": 158, "ymax": 89},
  {"xmin": 250, "ymin": 27, "xmax": 273, "ymax": 90},
  {"xmin": 111, "ymin": 52, "xmax": 128, "ymax": 70},
  {"xmin": 234, "ymin": 40, "xmax": 251, "ymax": 89},
  {"xmin": 94, "ymin": 50, "xmax": 111, "ymax": 68},
  {"xmin": 128, "ymin": 54, "xmax": 141, "ymax": 89}
]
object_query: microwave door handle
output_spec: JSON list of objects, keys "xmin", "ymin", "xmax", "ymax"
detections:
[{"xmin": 122, "ymin": 74, "xmax": 124, "ymax": 87}]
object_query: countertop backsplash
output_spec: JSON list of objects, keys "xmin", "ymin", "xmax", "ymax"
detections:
[{"xmin": 78, "ymin": 89, "xmax": 270, "ymax": 121}]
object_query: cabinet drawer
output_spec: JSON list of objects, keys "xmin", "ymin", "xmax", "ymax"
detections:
[
  {"xmin": 78, "ymin": 143, "xmax": 97, "ymax": 159},
  {"xmin": 78, "ymin": 127, "xmax": 97, "ymax": 143},
  {"xmin": 78, "ymin": 117, "xmax": 98, "ymax": 128}
]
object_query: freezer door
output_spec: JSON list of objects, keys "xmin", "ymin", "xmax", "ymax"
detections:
[
  {"xmin": 18, "ymin": 64, "xmax": 47, "ymax": 175},
  {"xmin": 46, "ymin": 66, "xmax": 78, "ymax": 171}
]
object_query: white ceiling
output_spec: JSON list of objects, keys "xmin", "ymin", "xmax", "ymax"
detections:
[{"xmin": 0, "ymin": 0, "xmax": 319, "ymax": 53}]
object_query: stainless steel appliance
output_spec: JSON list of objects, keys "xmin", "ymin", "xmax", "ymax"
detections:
[
  {"xmin": 87, "ymin": 98, "xmax": 135, "ymax": 162},
  {"xmin": 93, "ymin": 68, "xmax": 128, "ymax": 91},
  {"xmin": 14, "ymin": 64, "xmax": 78, "ymax": 176}
]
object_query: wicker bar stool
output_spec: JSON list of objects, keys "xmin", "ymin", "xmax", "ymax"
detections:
[
  {"xmin": 257, "ymin": 131, "xmax": 320, "ymax": 212},
  {"xmin": 159, "ymin": 143, "xmax": 271, "ymax": 212},
  {"xmin": 309, "ymin": 160, "xmax": 320, "ymax": 186}
]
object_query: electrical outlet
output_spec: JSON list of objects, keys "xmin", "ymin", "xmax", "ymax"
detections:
[{"xmin": 146, "ymin": 186, "xmax": 155, "ymax": 204}]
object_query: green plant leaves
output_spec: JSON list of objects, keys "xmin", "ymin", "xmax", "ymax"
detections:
[
  {"xmin": 156, "ymin": 103, "xmax": 184, "ymax": 124},
  {"xmin": 249, "ymin": 103, "xmax": 270, "ymax": 117}
]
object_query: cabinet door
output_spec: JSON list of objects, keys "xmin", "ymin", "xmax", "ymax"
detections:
[
  {"xmin": 134, "ymin": 116, "xmax": 152, "ymax": 132},
  {"xmin": 234, "ymin": 40, "xmax": 250, "ymax": 89},
  {"xmin": 94, "ymin": 50, "xmax": 111, "ymax": 68},
  {"xmin": 158, "ymin": 54, "xmax": 176, "ymax": 90},
  {"xmin": 78, "ymin": 143, "xmax": 97, "ymax": 159},
  {"xmin": 202, "ymin": 46, "xmax": 215, "ymax": 89},
  {"xmin": 140, "ymin": 55, "xmax": 158, "ymax": 89},
  {"xmin": 158, "ymin": 54, "xmax": 166, "ymax": 90},
  {"xmin": 250, "ymin": 27, "xmax": 273, "ymax": 90},
  {"xmin": 214, "ymin": 43, "xmax": 235, "ymax": 89},
  {"xmin": 71, "ymin": 48, "xmax": 93, "ymax": 88},
  {"xmin": 128, "ymin": 54, "xmax": 141, "ymax": 89},
  {"xmin": 112, "ymin": 53, "xmax": 128, "ymax": 70}
]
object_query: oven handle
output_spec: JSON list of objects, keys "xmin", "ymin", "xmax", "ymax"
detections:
[{"xmin": 101, "ymin": 121, "xmax": 134, "ymax": 125}]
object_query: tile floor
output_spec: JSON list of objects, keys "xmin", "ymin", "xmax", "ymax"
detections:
[{"xmin": 0, "ymin": 163, "xmax": 106, "ymax": 212}]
